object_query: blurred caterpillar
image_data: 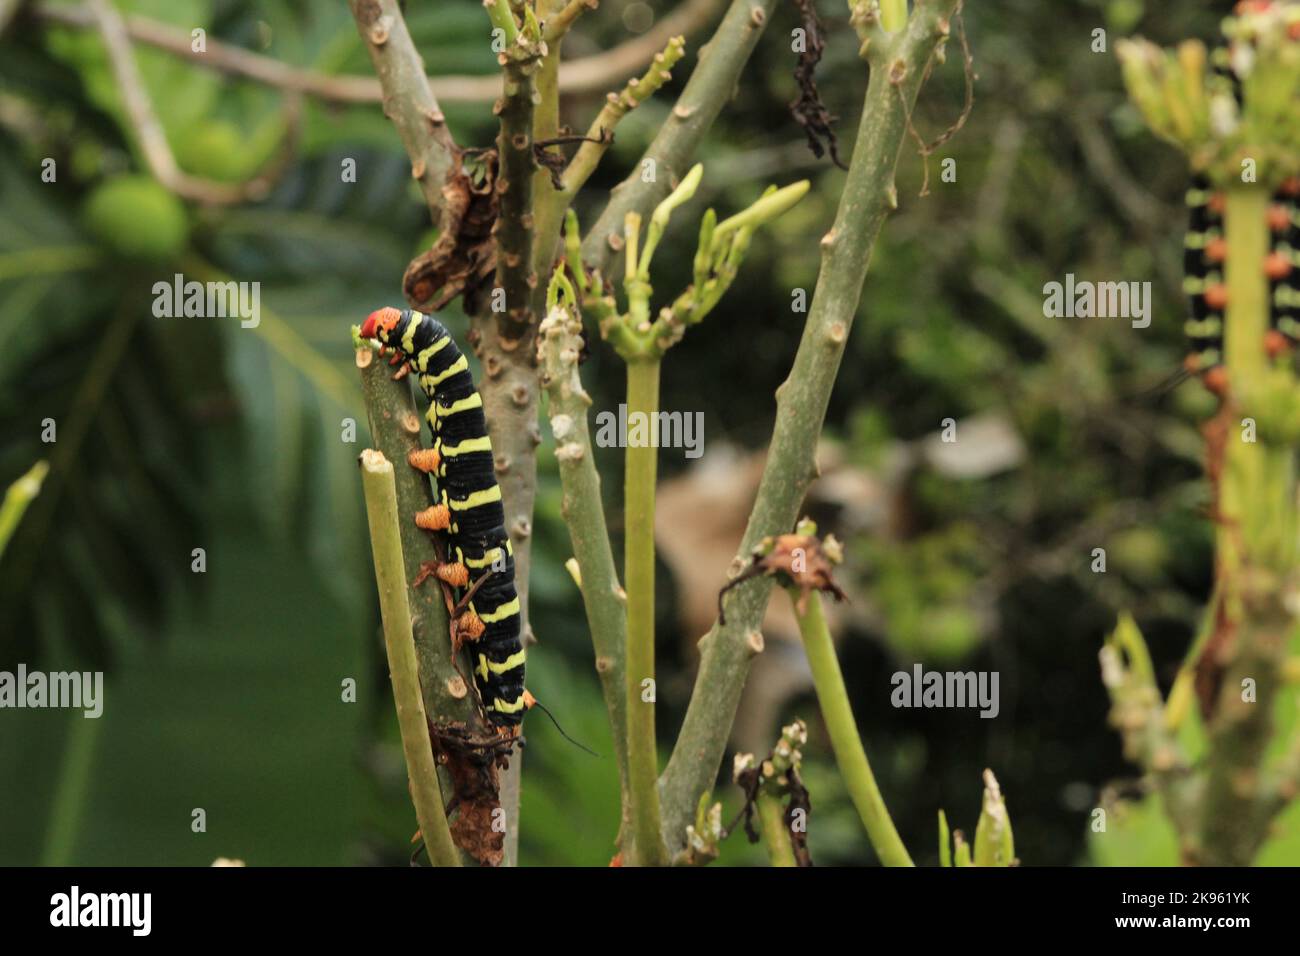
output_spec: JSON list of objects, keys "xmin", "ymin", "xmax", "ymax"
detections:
[
  {"xmin": 1182, "ymin": 174, "xmax": 1300, "ymax": 393},
  {"xmin": 361, "ymin": 307, "xmax": 526, "ymax": 729},
  {"xmin": 1181, "ymin": 1, "xmax": 1300, "ymax": 392}
]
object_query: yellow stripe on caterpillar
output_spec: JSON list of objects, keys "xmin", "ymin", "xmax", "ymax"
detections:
[
  {"xmin": 491, "ymin": 695, "xmax": 527, "ymax": 714},
  {"xmin": 449, "ymin": 485, "xmax": 503, "ymax": 510},
  {"xmin": 441, "ymin": 435, "xmax": 493, "ymax": 457},
  {"xmin": 425, "ymin": 354, "xmax": 468, "ymax": 387},
  {"xmin": 465, "ymin": 547, "xmax": 506, "ymax": 569},
  {"xmin": 400, "ymin": 315, "xmax": 421, "ymax": 354},
  {"xmin": 415, "ymin": 335, "xmax": 452, "ymax": 371},
  {"xmin": 437, "ymin": 393, "xmax": 483, "ymax": 416},
  {"xmin": 478, "ymin": 597, "xmax": 520, "ymax": 624},
  {"xmin": 476, "ymin": 649, "xmax": 526, "ymax": 682}
]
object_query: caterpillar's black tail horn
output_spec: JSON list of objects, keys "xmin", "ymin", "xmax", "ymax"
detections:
[{"xmin": 529, "ymin": 696, "xmax": 600, "ymax": 758}]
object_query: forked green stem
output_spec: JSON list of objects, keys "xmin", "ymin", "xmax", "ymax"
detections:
[{"xmin": 624, "ymin": 357, "xmax": 668, "ymax": 865}]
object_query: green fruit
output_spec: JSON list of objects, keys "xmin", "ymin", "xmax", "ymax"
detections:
[
  {"xmin": 175, "ymin": 122, "xmax": 248, "ymax": 183},
  {"xmin": 83, "ymin": 175, "xmax": 189, "ymax": 264}
]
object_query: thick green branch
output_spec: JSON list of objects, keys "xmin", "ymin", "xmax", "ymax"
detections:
[
  {"xmin": 357, "ymin": 348, "xmax": 485, "ymax": 731},
  {"xmin": 624, "ymin": 357, "xmax": 668, "ymax": 865},
  {"xmin": 536, "ymin": 300, "xmax": 632, "ymax": 826},
  {"xmin": 657, "ymin": 0, "xmax": 963, "ymax": 855},
  {"xmin": 792, "ymin": 589, "xmax": 912, "ymax": 865},
  {"xmin": 578, "ymin": 0, "xmax": 778, "ymax": 277},
  {"xmin": 359, "ymin": 449, "xmax": 460, "ymax": 868},
  {"xmin": 1195, "ymin": 186, "xmax": 1295, "ymax": 866}
]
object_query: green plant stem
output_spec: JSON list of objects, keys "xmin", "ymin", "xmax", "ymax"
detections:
[
  {"xmin": 579, "ymin": 0, "xmax": 777, "ymax": 277},
  {"xmin": 40, "ymin": 710, "xmax": 102, "ymax": 866},
  {"xmin": 484, "ymin": 0, "xmax": 519, "ymax": 46},
  {"xmin": 537, "ymin": 305, "xmax": 632, "ymax": 829},
  {"xmin": 1196, "ymin": 185, "xmax": 1292, "ymax": 866},
  {"xmin": 359, "ymin": 449, "xmax": 460, "ymax": 868},
  {"xmin": 657, "ymin": 0, "xmax": 961, "ymax": 856},
  {"xmin": 532, "ymin": 36, "xmax": 686, "ymax": 271},
  {"xmin": 0, "ymin": 460, "xmax": 48, "ymax": 559},
  {"xmin": 542, "ymin": 0, "xmax": 593, "ymax": 43},
  {"xmin": 755, "ymin": 793, "xmax": 797, "ymax": 867},
  {"xmin": 880, "ymin": 0, "xmax": 908, "ymax": 32},
  {"xmin": 0, "ymin": 303, "xmax": 141, "ymax": 635},
  {"xmin": 792, "ymin": 589, "xmax": 913, "ymax": 866},
  {"xmin": 624, "ymin": 357, "xmax": 667, "ymax": 865},
  {"xmin": 357, "ymin": 348, "xmax": 485, "ymax": 731}
]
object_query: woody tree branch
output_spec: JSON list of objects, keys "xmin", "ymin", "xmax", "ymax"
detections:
[
  {"xmin": 347, "ymin": 0, "xmax": 549, "ymax": 863},
  {"xmin": 36, "ymin": 0, "xmax": 722, "ymax": 105},
  {"xmin": 88, "ymin": 0, "xmax": 297, "ymax": 204},
  {"xmin": 489, "ymin": 0, "xmax": 544, "ymax": 342},
  {"xmin": 356, "ymin": 348, "xmax": 486, "ymax": 733},
  {"xmin": 347, "ymin": 0, "xmax": 458, "ymax": 219},
  {"xmin": 474, "ymin": 0, "xmax": 547, "ymax": 865},
  {"xmin": 658, "ymin": 0, "xmax": 966, "ymax": 857}
]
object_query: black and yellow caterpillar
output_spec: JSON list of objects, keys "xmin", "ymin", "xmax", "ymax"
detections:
[
  {"xmin": 361, "ymin": 307, "xmax": 526, "ymax": 727},
  {"xmin": 1182, "ymin": 4, "xmax": 1300, "ymax": 388},
  {"xmin": 1182, "ymin": 175, "xmax": 1300, "ymax": 393}
]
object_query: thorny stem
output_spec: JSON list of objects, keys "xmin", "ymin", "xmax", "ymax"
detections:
[
  {"xmin": 792, "ymin": 589, "xmax": 912, "ymax": 865},
  {"xmin": 624, "ymin": 357, "xmax": 668, "ymax": 865},
  {"xmin": 359, "ymin": 450, "xmax": 461, "ymax": 868},
  {"xmin": 657, "ymin": 0, "xmax": 963, "ymax": 856}
]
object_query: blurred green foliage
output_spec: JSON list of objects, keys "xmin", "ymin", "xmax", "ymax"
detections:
[{"xmin": 0, "ymin": 0, "xmax": 1296, "ymax": 866}]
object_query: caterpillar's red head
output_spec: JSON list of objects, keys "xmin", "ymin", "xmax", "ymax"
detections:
[{"xmin": 362, "ymin": 307, "xmax": 402, "ymax": 342}]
